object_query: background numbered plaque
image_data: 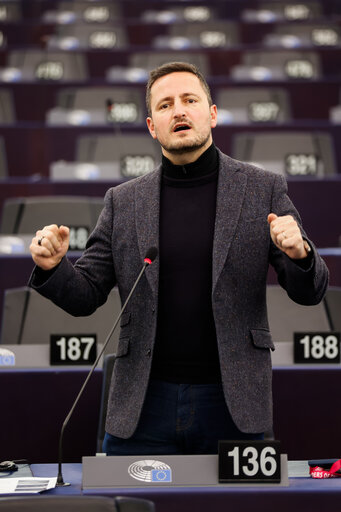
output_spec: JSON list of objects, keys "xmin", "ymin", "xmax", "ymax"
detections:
[
  {"xmin": 50, "ymin": 334, "xmax": 97, "ymax": 365},
  {"xmin": 219, "ymin": 440, "xmax": 281, "ymax": 483},
  {"xmin": 294, "ymin": 332, "xmax": 340, "ymax": 364}
]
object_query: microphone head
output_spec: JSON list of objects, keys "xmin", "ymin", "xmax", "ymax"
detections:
[{"xmin": 144, "ymin": 247, "xmax": 158, "ymax": 264}]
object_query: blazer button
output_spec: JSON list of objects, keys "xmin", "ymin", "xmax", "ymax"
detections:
[{"xmin": 146, "ymin": 349, "xmax": 152, "ymax": 357}]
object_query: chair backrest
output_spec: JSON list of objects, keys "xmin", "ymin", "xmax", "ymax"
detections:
[
  {"xmin": 232, "ymin": 131, "xmax": 336, "ymax": 177},
  {"xmin": 0, "ymin": 88, "xmax": 15, "ymax": 123},
  {"xmin": 161, "ymin": 20, "xmax": 240, "ymax": 48},
  {"xmin": 46, "ymin": 1, "xmax": 122, "ymax": 22},
  {"xmin": 73, "ymin": 134, "xmax": 161, "ymax": 180},
  {"xmin": 142, "ymin": 4, "xmax": 216, "ymax": 23},
  {"xmin": 0, "ymin": 135, "xmax": 8, "ymax": 179},
  {"xmin": 130, "ymin": 51, "xmax": 210, "ymax": 77},
  {"xmin": 241, "ymin": 1, "xmax": 322, "ymax": 22},
  {"xmin": 263, "ymin": 22, "xmax": 341, "ymax": 48},
  {"xmin": 231, "ymin": 50, "xmax": 321, "ymax": 81},
  {"xmin": 324, "ymin": 286, "xmax": 341, "ymax": 331},
  {"xmin": 8, "ymin": 50, "xmax": 88, "ymax": 81},
  {"xmin": 48, "ymin": 24, "xmax": 128, "ymax": 50},
  {"xmin": 0, "ymin": 496, "xmax": 116, "ymax": 512},
  {"xmin": 267, "ymin": 285, "xmax": 331, "ymax": 343},
  {"xmin": 0, "ymin": 286, "xmax": 121, "ymax": 352},
  {"xmin": 0, "ymin": 2, "xmax": 22, "ymax": 22},
  {"xmin": 48, "ymin": 86, "xmax": 145, "ymax": 125},
  {"xmin": 0, "ymin": 495, "xmax": 154, "ymax": 512},
  {"xmin": 0, "ymin": 196, "xmax": 104, "ymax": 242},
  {"xmin": 216, "ymin": 86, "xmax": 291, "ymax": 124},
  {"xmin": 97, "ymin": 353, "xmax": 116, "ymax": 452}
]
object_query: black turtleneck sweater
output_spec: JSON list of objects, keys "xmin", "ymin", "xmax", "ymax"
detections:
[{"xmin": 150, "ymin": 144, "xmax": 221, "ymax": 384}]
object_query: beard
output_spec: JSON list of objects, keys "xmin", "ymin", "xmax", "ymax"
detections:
[{"xmin": 158, "ymin": 130, "xmax": 211, "ymax": 156}]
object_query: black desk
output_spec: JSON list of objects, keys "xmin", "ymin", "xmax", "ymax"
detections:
[
  {"xmin": 0, "ymin": 368, "xmax": 102, "ymax": 463},
  {"xmin": 29, "ymin": 462, "xmax": 341, "ymax": 512},
  {"xmin": 1, "ymin": 365, "xmax": 341, "ymax": 463},
  {"xmin": 272, "ymin": 365, "xmax": 341, "ymax": 460}
]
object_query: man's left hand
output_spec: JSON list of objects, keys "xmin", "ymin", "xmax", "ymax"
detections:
[{"xmin": 267, "ymin": 213, "xmax": 309, "ymax": 259}]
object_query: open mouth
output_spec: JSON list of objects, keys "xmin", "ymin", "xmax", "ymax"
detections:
[{"xmin": 173, "ymin": 124, "xmax": 191, "ymax": 133}]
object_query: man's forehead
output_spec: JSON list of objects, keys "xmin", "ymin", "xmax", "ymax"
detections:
[
  {"xmin": 152, "ymin": 71, "xmax": 201, "ymax": 90},
  {"xmin": 150, "ymin": 72, "xmax": 204, "ymax": 102}
]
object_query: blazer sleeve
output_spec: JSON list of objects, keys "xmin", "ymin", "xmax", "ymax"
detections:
[
  {"xmin": 268, "ymin": 173, "xmax": 329, "ymax": 306},
  {"xmin": 29, "ymin": 189, "xmax": 117, "ymax": 316}
]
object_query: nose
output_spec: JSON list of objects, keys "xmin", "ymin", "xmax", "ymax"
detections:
[{"xmin": 173, "ymin": 98, "xmax": 186, "ymax": 118}]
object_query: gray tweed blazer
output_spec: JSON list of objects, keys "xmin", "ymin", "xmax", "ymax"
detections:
[{"xmin": 30, "ymin": 150, "xmax": 329, "ymax": 437}]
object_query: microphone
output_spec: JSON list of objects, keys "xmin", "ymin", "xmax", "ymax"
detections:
[
  {"xmin": 106, "ymin": 98, "xmax": 114, "ymax": 123},
  {"xmin": 57, "ymin": 247, "xmax": 158, "ymax": 486}
]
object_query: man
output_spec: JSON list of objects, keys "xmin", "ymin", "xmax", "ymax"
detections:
[{"xmin": 29, "ymin": 62, "xmax": 329, "ymax": 455}]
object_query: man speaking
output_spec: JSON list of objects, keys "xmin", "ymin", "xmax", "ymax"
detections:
[{"xmin": 29, "ymin": 62, "xmax": 329, "ymax": 455}]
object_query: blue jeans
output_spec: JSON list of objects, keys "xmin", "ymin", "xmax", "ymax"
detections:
[{"xmin": 103, "ymin": 380, "xmax": 263, "ymax": 455}]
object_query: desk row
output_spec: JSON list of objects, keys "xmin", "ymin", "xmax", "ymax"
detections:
[
  {"xmin": 0, "ymin": 365, "xmax": 340, "ymax": 463},
  {"xmin": 1, "ymin": 125, "xmax": 341, "ymax": 181},
  {"xmin": 1, "ymin": 81, "xmax": 341, "ymax": 123},
  {"xmin": 0, "ymin": 178, "xmax": 340, "ymax": 248},
  {"xmin": 1, "ymin": 47, "xmax": 341, "ymax": 83}
]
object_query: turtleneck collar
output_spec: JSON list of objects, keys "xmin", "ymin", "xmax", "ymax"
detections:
[{"xmin": 161, "ymin": 143, "xmax": 218, "ymax": 181}]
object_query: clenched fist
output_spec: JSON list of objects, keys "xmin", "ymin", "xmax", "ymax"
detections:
[
  {"xmin": 267, "ymin": 213, "xmax": 310, "ymax": 260},
  {"xmin": 30, "ymin": 224, "xmax": 70, "ymax": 270}
]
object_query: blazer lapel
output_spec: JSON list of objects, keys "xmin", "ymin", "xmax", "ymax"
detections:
[
  {"xmin": 135, "ymin": 167, "xmax": 161, "ymax": 299},
  {"xmin": 213, "ymin": 153, "xmax": 247, "ymax": 292}
]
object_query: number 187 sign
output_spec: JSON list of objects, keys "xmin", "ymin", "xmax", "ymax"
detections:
[{"xmin": 50, "ymin": 334, "xmax": 97, "ymax": 365}]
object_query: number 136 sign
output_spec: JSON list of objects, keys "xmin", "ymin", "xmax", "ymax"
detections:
[{"xmin": 218, "ymin": 441, "xmax": 281, "ymax": 483}]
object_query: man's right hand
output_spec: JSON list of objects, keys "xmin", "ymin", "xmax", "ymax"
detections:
[{"xmin": 30, "ymin": 224, "xmax": 70, "ymax": 271}]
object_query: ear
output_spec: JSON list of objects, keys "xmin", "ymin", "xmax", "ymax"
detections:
[
  {"xmin": 210, "ymin": 104, "xmax": 218, "ymax": 128},
  {"xmin": 146, "ymin": 117, "xmax": 157, "ymax": 139}
]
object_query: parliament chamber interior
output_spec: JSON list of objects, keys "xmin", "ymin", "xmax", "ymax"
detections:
[{"xmin": 0, "ymin": 0, "xmax": 341, "ymax": 510}]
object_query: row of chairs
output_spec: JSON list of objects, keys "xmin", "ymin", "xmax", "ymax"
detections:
[
  {"xmin": 1, "ymin": 0, "xmax": 339, "ymax": 23},
  {"xmin": 0, "ymin": 496, "xmax": 154, "ymax": 512},
  {"xmin": 1, "ymin": 284, "xmax": 340, "ymax": 347},
  {"xmin": 0, "ymin": 130, "xmax": 337, "ymax": 181},
  {"xmin": 1, "ymin": 85, "xmax": 341, "ymax": 125},
  {"xmin": 1, "ymin": 48, "xmax": 341, "ymax": 83},
  {"xmin": 2, "ymin": 20, "xmax": 341, "ymax": 50}
]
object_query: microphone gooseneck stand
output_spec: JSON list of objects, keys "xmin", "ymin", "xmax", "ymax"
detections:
[{"xmin": 57, "ymin": 248, "xmax": 157, "ymax": 486}]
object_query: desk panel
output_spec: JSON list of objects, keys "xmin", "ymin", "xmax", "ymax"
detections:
[
  {"xmin": 0, "ymin": 368, "xmax": 102, "ymax": 464},
  {"xmin": 0, "ymin": 366, "xmax": 340, "ymax": 463},
  {"xmin": 273, "ymin": 366, "xmax": 341, "ymax": 460},
  {"xmin": 30, "ymin": 462, "xmax": 341, "ymax": 512}
]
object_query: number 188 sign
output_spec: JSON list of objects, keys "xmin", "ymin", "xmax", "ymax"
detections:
[
  {"xmin": 218, "ymin": 440, "xmax": 281, "ymax": 483},
  {"xmin": 294, "ymin": 332, "xmax": 340, "ymax": 364}
]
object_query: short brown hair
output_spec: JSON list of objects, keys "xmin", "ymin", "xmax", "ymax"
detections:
[{"xmin": 146, "ymin": 61, "xmax": 213, "ymax": 116}]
